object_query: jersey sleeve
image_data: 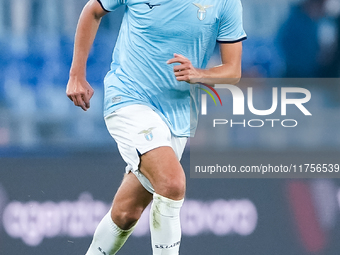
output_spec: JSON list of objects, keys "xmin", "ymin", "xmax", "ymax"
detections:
[
  {"xmin": 97, "ymin": 0, "xmax": 126, "ymax": 12},
  {"xmin": 217, "ymin": 0, "xmax": 247, "ymax": 43}
]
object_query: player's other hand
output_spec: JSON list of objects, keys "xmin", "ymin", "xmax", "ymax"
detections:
[
  {"xmin": 66, "ymin": 76, "xmax": 94, "ymax": 111},
  {"xmin": 167, "ymin": 53, "xmax": 203, "ymax": 84}
]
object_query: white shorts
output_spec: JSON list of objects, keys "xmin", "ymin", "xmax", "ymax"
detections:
[{"xmin": 104, "ymin": 104, "xmax": 188, "ymax": 193}]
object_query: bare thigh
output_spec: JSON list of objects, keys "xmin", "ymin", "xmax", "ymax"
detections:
[{"xmin": 139, "ymin": 146, "xmax": 186, "ymax": 200}]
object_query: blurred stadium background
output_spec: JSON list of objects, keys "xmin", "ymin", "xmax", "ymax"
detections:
[{"xmin": 1, "ymin": 0, "xmax": 340, "ymax": 254}]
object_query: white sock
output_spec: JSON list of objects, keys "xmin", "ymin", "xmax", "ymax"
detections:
[
  {"xmin": 150, "ymin": 193, "xmax": 184, "ymax": 255},
  {"xmin": 85, "ymin": 210, "xmax": 135, "ymax": 255}
]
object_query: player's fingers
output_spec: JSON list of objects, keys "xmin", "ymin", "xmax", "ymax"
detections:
[
  {"xmin": 173, "ymin": 63, "xmax": 190, "ymax": 72},
  {"xmin": 173, "ymin": 65, "xmax": 184, "ymax": 72},
  {"xmin": 173, "ymin": 54, "xmax": 191, "ymax": 64},
  {"xmin": 89, "ymin": 87, "xmax": 94, "ymax": 98},
  {"xmin": 174, "ymin": 70, "xmax": 189, "ymax": 77},
  {"xmin": 167, "ymin": 53, "xmax": 190, "ymax": 64},
  {"xmin": 176, "ymin": 75, "xmax": 190, "ymax": 82},
  {"xmin": 82, "ymin": 95, "xmax": 90, "ymax": 109},
  {"xmin": 74, "ymin": 94, "xmax": 87, "ymax": 111},
  {"xmin": 173, "ymin": 53, "xmax": 187, "ymax": 60},
  {"xmin": 72, "ymin": 94, "xmax": 80, "ymax": 106},
  {"xmin": 167, "ymin": 54, "xmax": 189, "ymax": 64},
  {"xmin": 167, "ymin": 57, "xmax": 183, "ymax": 65},
  {"xmin": 69, "ymin": 95, "xmax": 79, "ymax": 107},
  {"xmin": 66, "ymin": 89, "xmax": 77, "ymax": 101},
  {"xmin": 83, "ymin": 89, "xmax": 93, "ymax": 109}
]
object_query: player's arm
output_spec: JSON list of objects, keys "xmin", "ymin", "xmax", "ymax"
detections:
[
  {"xmin": 167, "ymin": 41, "xmax": 243, "ymax": 85},
  {"xmin": 66, "ymin": 0, "xmax": 108, "ymax": 111}
]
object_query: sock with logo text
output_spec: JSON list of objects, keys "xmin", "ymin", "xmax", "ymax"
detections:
[
  {"xmin": 150, "ymin": 193, "xmax": 184, "ymax": 255},
  {"xmin": 85, "ymin": 210, "xmax": 135, "ymax": 255}
]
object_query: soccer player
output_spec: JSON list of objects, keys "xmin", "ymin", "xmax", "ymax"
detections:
[{"xmin": 66, "ymin": 0, "xmax": 246, "ymax": 254}]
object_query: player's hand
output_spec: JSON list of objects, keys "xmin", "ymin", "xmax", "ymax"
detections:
[
  {"xmin": 167, "ymin": 53, "xmax": 204, "ymax": 84},
  {"xmin": 66, "ymin": 76, "xmax": 94, "ymax": 111}
]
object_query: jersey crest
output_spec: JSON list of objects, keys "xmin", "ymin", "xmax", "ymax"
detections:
[{"xmin": 192, "ymin": 3, "xmax": 213, "ymax": 21}]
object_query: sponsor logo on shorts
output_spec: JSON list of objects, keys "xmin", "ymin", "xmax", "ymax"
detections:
[
  {"xmin": 139, "ymin": 127, "xmax": 156, "ymax": 141},
  {"xmin": 155, "ymin": 241, "xmax": 181, "ymax": 249}
]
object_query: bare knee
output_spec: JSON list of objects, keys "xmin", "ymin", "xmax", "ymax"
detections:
[
  {"xmin": 111, "ymin": 206, "xmax": 142, "ymax": 230},
  {"xmin": 156, "ymin": 173, "xmax": 186, "ymax": 200}
]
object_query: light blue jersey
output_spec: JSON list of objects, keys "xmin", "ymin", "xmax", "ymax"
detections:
[{"xmin": 98, "ymin": 0, "xmax": 246, "ymax": 137}]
